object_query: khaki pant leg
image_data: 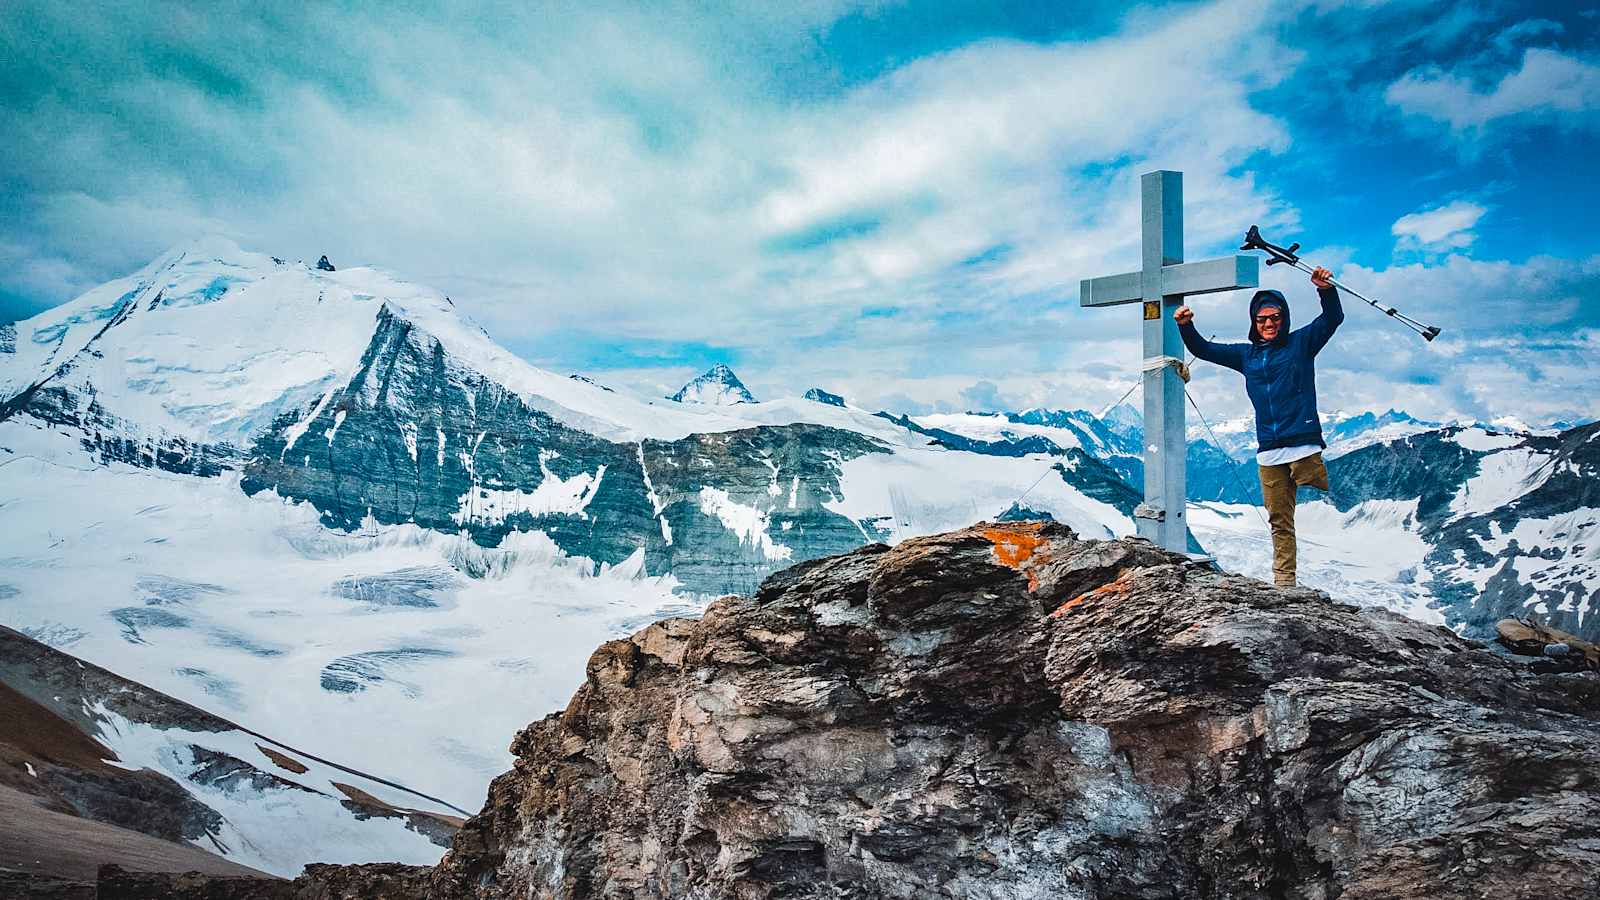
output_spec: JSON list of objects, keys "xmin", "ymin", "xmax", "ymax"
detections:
[
  {"xmin": 1290, "ymin": 451, "xmax": 1330, "ymax": 492},
  {"xmin": 1259, "ymin": 462, "xmax": 1297, "ymax": 586}
]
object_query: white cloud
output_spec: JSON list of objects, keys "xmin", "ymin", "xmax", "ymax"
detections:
[
  {"xmin": 1493, "ymin": 18, "xmax": 1564, "ymax": 53},
  {"xmin": 1391, "ymin": 200, "xmax": 1486, "ymax": 250},
  {"xmin": 959, "ymin": 380, "xmax": 1009, "ymax": 413},
  {"xmin": 0, "ymin": 240, "xmax": 98, "ymax": 308},
  {"xmin": 6, "ymin": 1, "xmax": 1595, "ymax": 429},
  {"xmin": 2, "ymin": 0, "xmax": 1301, "ymax": 334},
  {"xmin": 1333, "ymin": 253, "xmax": 1599, "ymax": 335},
  {"xmin": 1307, "ymin": 253, "xmax": 1598, "ymax": 422},
  {"xmin": 1385, "ymin": 47, "xmax": 1600, "ymax": 131}
]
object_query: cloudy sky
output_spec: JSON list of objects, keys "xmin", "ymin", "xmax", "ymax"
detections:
[{"xmin": 2, "ymin": 0, "xmax": 1596, "ymax": 424}]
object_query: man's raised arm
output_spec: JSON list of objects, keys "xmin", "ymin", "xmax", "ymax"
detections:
[
  {"xmin": 1302, "ymin": 266, "xmax": 1344, "ymax": 355},
  {"xmin": 1174, "ymin": 306, "xmax": 1246, "ymax": 373}
]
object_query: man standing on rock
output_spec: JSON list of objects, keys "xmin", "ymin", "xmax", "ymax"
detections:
[{"xmin": 1174, "ymin": 267, "xmax": 1343, "ymax": 587}]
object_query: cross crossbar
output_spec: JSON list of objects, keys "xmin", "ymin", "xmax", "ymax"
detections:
[{"xmin": 1079, "ymin": 255, "xmax": 1259, "ymax": 307}]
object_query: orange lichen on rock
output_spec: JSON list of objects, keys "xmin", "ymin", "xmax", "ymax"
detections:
[
  {"xmin": 982, "ymin": 524, "xmax": 1047, "ymax": 569},
  {"xmin": 1052, "ymin": 571, "xmax": 1133, "ymax": 617}
]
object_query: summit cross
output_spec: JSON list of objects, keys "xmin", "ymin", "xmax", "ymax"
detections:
[{"xmin": 1080, "ymin": 170, "xmax": 1259, "ymax": 553}]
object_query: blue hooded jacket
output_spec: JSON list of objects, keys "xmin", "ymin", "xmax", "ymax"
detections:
[{"xmin": 1178, "ymin": 286, "xmax": 1344, "ymax": 452}]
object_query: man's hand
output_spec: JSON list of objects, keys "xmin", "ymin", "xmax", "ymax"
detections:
[
  {"xmin": 1174, "ymin": 305, "xmax": 1194, "ymax": 326},
  {"xmin": 1311, "ymin": 266, "xmax": 1334, "ymax": 289}
]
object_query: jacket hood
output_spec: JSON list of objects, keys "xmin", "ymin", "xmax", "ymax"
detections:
[{"xmin": 1248, "ymin": 289, "xmax": 1291, "ymax": 345}]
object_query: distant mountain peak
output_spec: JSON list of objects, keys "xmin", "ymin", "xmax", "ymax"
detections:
[
  {"xmin": 143, "ymin": 234, "xmax": 258, "ymax": 272},
  {"xmin": 1100, "ymin": 401, "xmax": 1143, "ymax": 426},
  {"xmin": 669, "ymin": 364, "xmax": 756, "ymax": 405},
  {"xmin": 804, "ymin": 388, "xmax": 845, "ymax": 407}
]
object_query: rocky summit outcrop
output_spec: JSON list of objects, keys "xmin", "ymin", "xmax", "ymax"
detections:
[
  {"xmin": 420, "ymin": 521, "xmax": 1600, "ymax": 899},
  {"xmin": 803, "ymin": 388, "xmax": 845, "ymax": 408},
  {"xmin": 79, "ymin": 523, "xmax": 1600, "ymax": 898}
]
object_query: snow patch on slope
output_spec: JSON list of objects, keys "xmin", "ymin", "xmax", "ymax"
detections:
[
  {"xmin": 1450, "ymin": 449, "xmax": 1551, "ymax": 519},
  {"xmin": 1453, "ymin": 428, "xmax": 1524, "ymax": 452},
  {"xmin": 698, "ymin": 487, "xmax": 792, "ymax": 561},
  {"xmin": 1460, "ymin": 508, "xmax": 1600, "ymax": 626},
  {"xmin": 452, "ymin": 452, "xmax": 606, "ymax": 526}
]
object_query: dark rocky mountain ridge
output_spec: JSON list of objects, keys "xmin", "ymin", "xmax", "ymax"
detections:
[{"xmin": 804, "ymin": 387, "xmax": 846, "ymax": 407}]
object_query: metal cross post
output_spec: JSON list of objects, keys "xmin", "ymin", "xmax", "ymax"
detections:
[{"xmin": 1080, "ymin": 170, "xmax": 1259, "ymax": 553}]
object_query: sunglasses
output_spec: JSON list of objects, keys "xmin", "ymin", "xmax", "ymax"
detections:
[{"xmin": 1254, "ymin": 313, "xmax": 1283, "ymax": 324}]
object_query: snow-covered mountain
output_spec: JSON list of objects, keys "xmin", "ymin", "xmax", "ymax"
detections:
[
  {"xmin": 1327, "ymin": 423, "xmax": 1600, "ymax": 641},
  {"xmin": 1322, "ymin": 409, "xmax": 1441, "ymax": 457},
  {"xmin": 668, "ymin": 363, "xmax": 757, "ymax": 405},
  {"xmin": 0, "ymin": 239, "xmax": 1138, "ymax": 874},
  {"xmin": 924, "ymin": 403, "xmax": 1596, "ymax": 638},
  {"xmin": 907, "ymin": 407, "xmax": 1203, "ymax": 506},
  {"xmin": 1155, "ymin": 407, "xmax": 1440, "ymax": 463},
  {"xmin": 908, "ymin": 405, "xmax": 1447, "ymax": 507}
]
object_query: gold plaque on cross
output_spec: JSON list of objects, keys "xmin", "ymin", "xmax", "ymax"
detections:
[{"xmin": 1143, "ymin": 300, "xmax": 1160, "ymax": 320}]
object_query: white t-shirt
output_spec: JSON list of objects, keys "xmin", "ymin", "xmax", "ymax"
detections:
[{"xmin": 1256, "ymin": 444, "xmax": 1321, "ymax": 467}]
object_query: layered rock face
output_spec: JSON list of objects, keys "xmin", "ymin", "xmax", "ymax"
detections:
[
  {"xmin": 242, "ymin": 309, "xmax": 889, "ymax": 594},
  {"xmin": 419, "ymin": 522, "xmax": 1600, "ymax": 898}
]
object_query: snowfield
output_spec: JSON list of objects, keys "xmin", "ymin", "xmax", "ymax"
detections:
[
  {"xmin": 1189, "ymin": 498, "xmax": 1441, "ymax": 625},
  {"xmin": 0, "ymin": 422, "xmax": 696, "ymax": 812},
  {"xmin": 1448, "ymin": 447, "xmax": 1551, "ymax": 519}
]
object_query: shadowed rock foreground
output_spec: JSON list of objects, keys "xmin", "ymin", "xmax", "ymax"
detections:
[{"xmin": 102, "ymin": 523, "xmax": 1600, "ymax": 899}]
